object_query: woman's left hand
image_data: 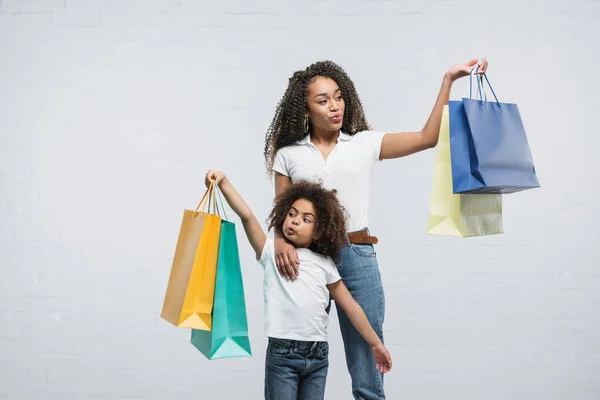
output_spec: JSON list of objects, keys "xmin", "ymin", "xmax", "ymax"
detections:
[{"xmin": 445, "ymin": 58, "xmax": 488, "ymax": 82}]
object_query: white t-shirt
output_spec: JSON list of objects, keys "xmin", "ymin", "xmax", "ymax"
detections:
[
  {"xmin": 273, "ymin": 131, "xmax": 386, "ymax": 233},
  {"xmin": 258, "ymin": 239, "xmax": 341, "ymax": 342}
]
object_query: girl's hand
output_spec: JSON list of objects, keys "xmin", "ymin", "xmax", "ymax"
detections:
[
  {"xmin": 274, "ymin": 235, "xmax": 300, "ymax": 280},
  {"xmin": 372, "ymin": 342, "xmax": 392, "ymax": 374},
  {"xmin": 445, "ymin": 58, "xmax": 488, "ymax": 82},
  {"xmin": 205, "ymin": 170, "xmax": 227, "ymax": 188}
]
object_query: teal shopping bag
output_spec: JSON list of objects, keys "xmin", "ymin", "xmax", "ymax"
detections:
[{"xmin": 191, "ymin": 217, "xmax": 252, "ymax": 360}]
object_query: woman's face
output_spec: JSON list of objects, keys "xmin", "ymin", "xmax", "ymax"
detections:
[{"xmin": 305, "ymin": 76, "xmax": 345, "ymax": 134}]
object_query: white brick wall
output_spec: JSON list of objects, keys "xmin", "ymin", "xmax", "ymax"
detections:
[{"xmin": 1, "ymin": 0, "xmax": 598, "ymax": 399}]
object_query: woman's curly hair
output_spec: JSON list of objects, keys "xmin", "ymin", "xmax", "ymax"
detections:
[
  {"xmin": 264, "ymin": 60, "xmax": 372, "ymax": 177},
  {"xmin": 267, "ymin": 181, "xmax": 347, "ymax": 262}
]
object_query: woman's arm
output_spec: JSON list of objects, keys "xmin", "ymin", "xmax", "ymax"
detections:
[
  {"xmin": 379, "ymin": 58, "xmax": 488, "ymax": 160},
  {"xmin": 274, "ymin": 171, "xmax": 292, "ymax": 196},
  {"xmin": 205, "ymin": 170, "xmax": 266, "ymax": 259},
  {"xmin": 274, "ymin": 172, "xmax": 300, "ymax": 280}
]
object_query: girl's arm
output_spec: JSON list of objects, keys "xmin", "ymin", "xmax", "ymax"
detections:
[
  {"xmin": 327, "ymin": 280, "xmax": 381, "ymax": 346},
  {"xmin": 379, "ymin": 58, "xmax": 488, "ymax": 160},
  {"xmin": 327, "ymin": 280, "xmax": 392, "ymax": 373},
  {"xmin": 205, "ymin": 170, "xmax": 266, "ymax": 259}
]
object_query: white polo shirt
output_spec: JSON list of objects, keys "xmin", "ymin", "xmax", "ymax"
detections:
[
  {"xmin": 273, "ymin": 131, "xmax": 386, "ymax": 233},
  {"xmin": 259, "ymin": 239, "xmax": 341, "ymax": 341}
]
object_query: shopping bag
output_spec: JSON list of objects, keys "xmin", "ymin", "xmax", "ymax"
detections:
[
  {"xmin": 427, "ymin": 105, "xmax": 504, "ymax": 237},
  {"xmin": 450, "ymin": 70, "xmax": 540, "ymax": 194},
  {"xmin": 191, "ymin": 186, "xmax": 252, "ymax": 359},
  {"xmin": 161, "ymin": 181, "xmax": 221, "ymax": 330}
]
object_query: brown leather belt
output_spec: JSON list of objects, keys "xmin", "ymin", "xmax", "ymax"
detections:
[{"xmin": 347, "ymin": 228, "xmax": 378, "ymax": 245}]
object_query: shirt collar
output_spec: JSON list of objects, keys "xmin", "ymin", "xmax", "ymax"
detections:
[
  {"xmin": 296, "ymin": 135, "xmax": 311, "ymax": 145},
  {"xmin": 338, "ymin": 132, "xmax": 352, "ymax": 141},
  {"xmin": 296, "ymin": 131, "xmax": 352, "ymax": 145}
]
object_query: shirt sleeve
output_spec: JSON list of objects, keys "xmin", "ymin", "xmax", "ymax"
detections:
[
  {"xmin": 272, "ymin": 149, "xmax": 289, "ymax": 177},
  {"xmin": 368, "ymin": 131, "xmax": 386, "ymax": 164},
  {"xmin": 324, "ymin": 257, "xmax": 342, "ymax": 284},
  {"xmin": 353, "ymin": 131, "xmax": 386, "ymax": 166},
  {"xmin": 258, "ymin": 239, "xmax": 275, "ymax": 269}
]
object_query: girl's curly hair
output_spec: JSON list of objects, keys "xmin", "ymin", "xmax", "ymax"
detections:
[
  {"xmin": 264, "ymin": 60, "xmax": 372, "ymax": 177},
  {"xmin": 267, "ymin": 181, "xmax": 347, "ymax": 262}
]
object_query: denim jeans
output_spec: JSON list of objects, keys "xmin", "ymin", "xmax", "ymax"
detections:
[
  {"xmin": 335, "ymin": 241, "xmax": 386, "ymax": 399},
  {"xmin": 264, "ymin": 337, "xmax": 329, "ymax": 400}
]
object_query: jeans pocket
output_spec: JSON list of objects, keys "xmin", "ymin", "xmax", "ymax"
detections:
[
  {"xmin": 268, "ymin": 341, "xmax": 293, "ymax": 358},
  {"xmin": 316, "ymin": 343, "xmax": 329, "ymax": 360},
  {"xmin": 351, "ymin": 244, "xmax": 377, "ymax": 258}
]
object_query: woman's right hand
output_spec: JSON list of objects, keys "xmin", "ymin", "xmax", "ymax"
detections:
[
  {"xmin": 274, "ymin": 235, "xmax": 300, "ymax": 280},
  {"xmin": 205, "ymin": 170, "xmax": 227, "ymax": 188},
  {"xmin": 445, "ymin": 58, "xmax": 488, "ymax": 82}
]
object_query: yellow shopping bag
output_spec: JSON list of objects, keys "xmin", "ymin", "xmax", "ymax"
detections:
[
  {"xmin": 161, "ymin": 181, "xmax": 222, "ymax": 329},
  {"xmin": 427, "ymin": 105, "xmax": 503, "ymax": 237}
]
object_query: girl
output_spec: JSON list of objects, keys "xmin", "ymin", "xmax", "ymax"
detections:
[
  {"xmin": 265, "ymin": 58, "xmax": 489, "ymax": 399},
  {"xmin": 204, "ymin": 170, "xmax": 392, "ymax": 400}
]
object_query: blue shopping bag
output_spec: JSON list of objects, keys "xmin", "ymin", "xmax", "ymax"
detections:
[{"xmin": 449, "ymin": 70, "xmax": 540, "ymax": 194}]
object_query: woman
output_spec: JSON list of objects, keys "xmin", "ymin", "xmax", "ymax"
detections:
[{"xmin": 264, "ymin": 58, "xmax": 488, "ymax": 399}]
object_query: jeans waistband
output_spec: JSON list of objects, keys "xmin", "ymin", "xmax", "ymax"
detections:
[{"xmin": 268, "ymin": 337, "xmax": 326, "ymax": 352}]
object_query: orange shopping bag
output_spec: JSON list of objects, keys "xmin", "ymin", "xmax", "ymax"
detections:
[{"xmin": 161, "ymin": 181, "xmax": 221, "ymax": 330}]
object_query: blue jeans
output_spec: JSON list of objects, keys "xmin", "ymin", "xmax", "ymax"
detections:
[
  {"xmin": 336, "ymin": 242, "xmax": 386, "ymax": 399},
  {"xmin": 264, "ymin": 337, "xmax": 329, "ymax": 400}
]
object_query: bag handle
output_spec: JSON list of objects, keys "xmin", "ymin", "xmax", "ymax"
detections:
[
  {"xmin": 466, "ymin": 69, "xmax": 486, "ymax": 100},
  {"xmin": 213, "ymin": 183, "xmax": 229, "ymax": 221},
  {"xmin": 470, "ymin": 65, "xmax": 500, "ymax": 104},
  {"xmin": 462, "ymin": 68, "xmax": 487, "ymax": 101},
  {"xmin": 192, "ymin": 180, "xmax": 230, "ymax": 220},
  {"xmin": 193, "ymin": 180, "xmax": 216, "ymax": 218}
]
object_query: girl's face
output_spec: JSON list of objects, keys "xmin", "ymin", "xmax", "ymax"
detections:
[
  {"xmin": 305, "ymin": 76, "xmax": 345, "ymax": 134},
  {"xmin": 282, "ymin": 199, "xmax": 318, "ymax": 248}
]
